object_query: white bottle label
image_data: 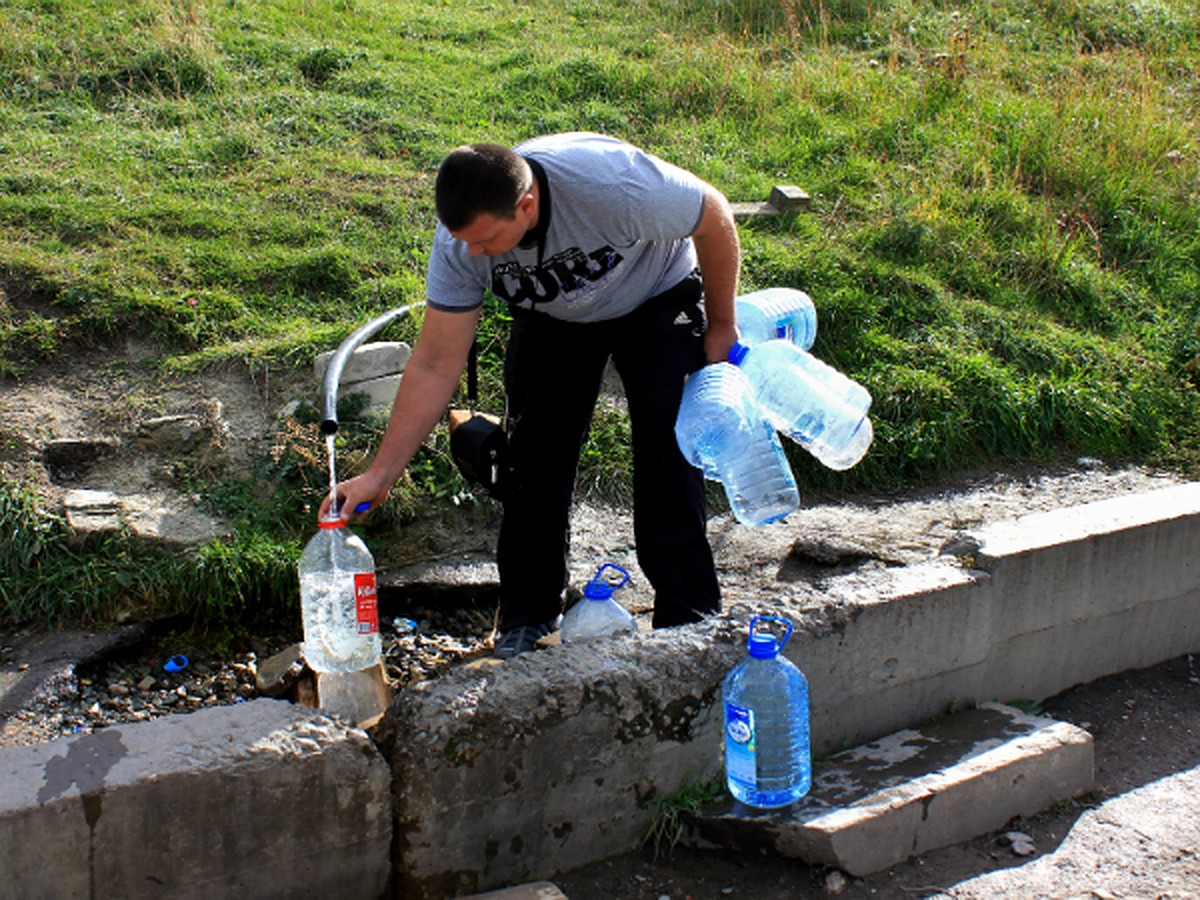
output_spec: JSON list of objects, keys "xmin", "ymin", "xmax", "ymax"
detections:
[
  {"xmin": 354, "ymin": 572, "xmax": 378, "ymax": 634},
  {"xmin": 724, "ymin": 701, "xmax": 757, "ymax": 785}
]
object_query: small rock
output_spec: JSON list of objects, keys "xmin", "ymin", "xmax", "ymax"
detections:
[
  {"xmin": 256, "ymin": 644, "xmax": 306, "ymax": 697},
  {"xmin": 137, "ymin": 675, "xmax": 157, "ymax": 691},
  {"xmin": 1003, "ymin": 831, "xmax": 1037, "ymax": 856},
  {"xmin": 824, "ymin": 870, "xmax": 848, "ymax": 894}
]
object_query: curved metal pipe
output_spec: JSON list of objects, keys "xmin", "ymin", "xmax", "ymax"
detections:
[{"xmin": 320, "ymin": 302, "xmax": 424, "ymax": 435}]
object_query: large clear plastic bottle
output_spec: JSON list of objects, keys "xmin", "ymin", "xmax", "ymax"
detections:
[
  {"xmin": 298, "ymin": 517, "xmax": 381, "ymax": 673},
  {"xmin": 675, "ymin": 363, "xmax": 800, "ymax": 526},
  {"xmin": 722, "ymin": 615, "xmax": 811, "ymax": 808},
  {"xmin": 736, "ymin": 287, "xmax": 818, "ymax": 350},
  {"xmin": 561, "ymin": 563, "xmax": 635, "ymax": 644},
  {"xmin": 728, "ymin": 339, "xmax": 874, "ymax": 471}
]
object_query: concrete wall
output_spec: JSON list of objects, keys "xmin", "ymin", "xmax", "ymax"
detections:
[
  {"xmin": 1, "ymin": 483, "xmax": 1197, "ymax": 899},
  {"xmin": 0, "ymin": 700, "xmax": 392, "ymax": 900},
  {"xmin": 386, "ymin": 482, "xmax": 1200, "ymax": 897}
]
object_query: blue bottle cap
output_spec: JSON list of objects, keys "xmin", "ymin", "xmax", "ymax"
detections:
[
  {"xmin": 584, "ymin": 562, "xmax": 630, "ymax": 600},
  {"xmin": 747, "ymin": 615, "xmax": 794, "ymax": 657},
  {"xmin": 164, "ymin": 654, "xmax": 189, "ymax": 673},
  {"xmin": 728, "ymin": 340, "xmax": 750, "ymax": 366},
  {"xmin": 748, "ymin": 633, "xmax": 778, "ymax": 659}
]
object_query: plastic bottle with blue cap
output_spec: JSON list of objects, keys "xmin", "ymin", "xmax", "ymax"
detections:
[
  {"xmin": 675, "ymin": 363, "xmax": 799, "ymax": 526},
  {"xmin": 561, "ymin": 563, "xmax": 636, "ymax": 644},
  {"xmin": 728, "ymin": 338, "xmax": 873, "ymax": 471},
  {"xmin": 735, "ymin": 287, "xmax": 818, "ymax": 349},
  {"xmin": 297, "ymin": 514, "xmax": 381, "ymax": 672},
  {"xmin": 722, "ymin": 615, "xmax": 811, "ymax": 808}
]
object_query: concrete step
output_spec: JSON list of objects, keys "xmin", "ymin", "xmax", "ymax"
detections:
[{"xmin": 683, "ymin": 702, "xmax": 1094, "ymax": 877}]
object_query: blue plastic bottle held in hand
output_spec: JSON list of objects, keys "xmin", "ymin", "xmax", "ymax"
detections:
[
  {"xmin": 561, "ymin": 563, "xmax": 636, "ymax": 644},
  {"xmin": 728, "ymin": 339, "xmax": 873, "ymax": 471},
  {"xmin": 297, "ymin": 516, "xmax": 381, "ymax": 673},
  {"xmin": 675, "ymin": 363, "xmax": 799, "ymax": 526},
  {"xmin": 736, "ymin": 288, "xmax": 818, "ymax": 350},
  {"xmin": 723, "ymin": 615, "xmax": 811, "ymax": 808}
]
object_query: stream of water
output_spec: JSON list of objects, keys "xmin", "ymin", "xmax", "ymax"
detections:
[{"xmin": 326, "ymin": 433, "xmax": 339, "ymax": 516}]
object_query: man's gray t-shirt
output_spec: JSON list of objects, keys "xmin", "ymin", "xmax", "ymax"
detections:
[{"xmin": 425, "ymin": 132, "xmax": 706, "ymax": 322}]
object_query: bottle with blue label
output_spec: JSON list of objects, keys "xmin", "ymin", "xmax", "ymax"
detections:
[
  {"xmin": 736, "ymin": 287, "xmax": 818, "ymax": 350},
  {"xmin": 561, "ymin": 563, "xmax": 636, "ymax": 643},
  {"xmin": 722, "ymin": 615, "xmax": 811, "ymax": 808},
  {"xmin": 675, "ymin": 363, "xmax": 800, "ymax": 527},
  {"xmin": 728, "ymin": 339, "xmax": 873, "ymax": 471}
]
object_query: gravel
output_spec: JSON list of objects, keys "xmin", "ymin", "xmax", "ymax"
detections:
[{"xmin": 0, "ymin": 605, "xmax": 496, "ymax": 749}]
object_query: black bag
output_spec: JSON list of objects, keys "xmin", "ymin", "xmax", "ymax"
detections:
[{"xmin": 448, "ymin": 342, "xmax": 508, "ymax": 500}]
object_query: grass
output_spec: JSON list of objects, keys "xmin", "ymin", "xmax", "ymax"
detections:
[
  {"xmin": 642, "ymin": 776, "xmax": 727, "ymax": 858},
  {"xmin": 1, "ymin": 0, "xmax": 1198, "ymax": 624}
]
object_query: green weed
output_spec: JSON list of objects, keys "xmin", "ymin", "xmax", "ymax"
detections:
[{"xmin": 642, "ymin": 776, "xmax": 726, "ymax": 859}]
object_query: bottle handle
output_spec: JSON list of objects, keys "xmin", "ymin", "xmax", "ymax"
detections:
[
  {"xmin": 748, "ymin": 615, "xmax": 793, "ymax": 652},
  {"xmin": 591, "ymin": 562, "xmax": 630, "ymax": 592}
]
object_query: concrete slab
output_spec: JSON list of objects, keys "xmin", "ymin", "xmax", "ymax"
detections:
[
  {"xmin": 314, "ymin": 340, "xmax": 411, "ymax": 385},
  {"xmin": 0, "ymin": 699, "xmax": 392, "ymax": 899},
  {"xmin": 337, "ymin": 372, "xmax": 402, "ymax": 417},
  {"xmin": 683, "ymin": 703, "xmax": 1094, "ymax": 877}
]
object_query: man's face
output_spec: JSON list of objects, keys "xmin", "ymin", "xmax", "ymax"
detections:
[{"xmin": 450, "ymin": 191, "xmax": 537, "ymax": 257}]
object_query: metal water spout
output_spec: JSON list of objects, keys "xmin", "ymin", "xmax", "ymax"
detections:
[{"xmin": 320, "ymin": 302, "xmax": 424, "ymax": 435}]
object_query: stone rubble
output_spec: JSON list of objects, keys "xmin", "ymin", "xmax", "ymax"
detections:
[{"xmin": 0, "ymin": 605, "xmax": 494, "ymax": 749}]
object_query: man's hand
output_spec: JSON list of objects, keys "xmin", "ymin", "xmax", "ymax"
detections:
[
  {"xmin": 703, "ymin": 319, "xmax": 739, "ymax": 364},
  {"xmin": 318, "ymin": 469, "xmax": 393, "ymax": 523}
]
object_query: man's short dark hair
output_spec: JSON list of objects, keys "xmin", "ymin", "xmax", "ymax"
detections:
[{"xmin": 435, "ymin": 144, "xmax": 533, "ymax": 232}]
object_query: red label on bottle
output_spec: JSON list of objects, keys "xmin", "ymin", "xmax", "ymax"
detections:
[{"xmin": 354, "ymin": 573, "xmax": 379, "ymax": 634}]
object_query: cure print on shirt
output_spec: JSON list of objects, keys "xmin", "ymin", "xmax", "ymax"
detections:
[{"xmin": 490, "ymin": 246, "xmax": 624, "ymax": 308}]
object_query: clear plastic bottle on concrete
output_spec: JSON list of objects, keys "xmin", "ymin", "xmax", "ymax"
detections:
[
  {"xmin": 722, "ymin": 615, "xmax": 811, "ymax": 808},
  {"xmin": 561, "ymin": 563, "xmax": 635, "ymax": 644},
  {"xmin": 675, "ymin": 363, "xmax": 800, "ymax": 526},
  {"xmin": 736, "ymin": 287, "xmax": 818, "ymax": 350},
  {"xmin": 298, "ymin": 517, "xmax": 381, "ymax": 673},
  {"xmin": 728, "ymin": 339, "xmax": 874, "ymax": 471}
]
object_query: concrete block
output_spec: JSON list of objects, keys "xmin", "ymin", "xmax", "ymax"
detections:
[
  {"xmin": 338, "ymin": 373, "xmax": 402, "ymax": 418},
  {"xmin": 0, "ymin": 699, "xmax": 392, "ymax": 899},
  {"xmin": 797, "ymin": 559, "xmax": 992, "ymax": 753},
  {"xmin": 307, "ymin": 661, "xmax": 393, "ymax": 728},
  {"xmin": 769, "ymin": 184, "xmax": 811, "ymax": 211},
  {"xmin": 683, "ymin": 703, "xmax": 1094, "ymax": 877},
  {"xmin": 63, "ymin": 488, "xmax": 122, "ymax": 535},
  {"xmin": 379, "ymin": 483, "xmax": 1199, "ymax": 893},
  {"xmin": 731, "ymin": 184, "xmax": 811, "ymax": 217},
  {"xmin": 973, "ymin": 484, "xmax": 1200, "ymax": 699},
  {"xmin": 381, "ymin": 625, "xmax": 742, "ymax": 898},
  {"xmin": 974, "ymin": 483, "xmax": 1200, "ymax": 632},
  {"xmin": 314, "ymin": 340, "xmax": 410, "ymax": 386}
]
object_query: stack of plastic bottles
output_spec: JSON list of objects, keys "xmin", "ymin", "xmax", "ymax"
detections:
[{"xmin": 675, "ymin": 288, "xmax": 874, "ymax": 526}]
